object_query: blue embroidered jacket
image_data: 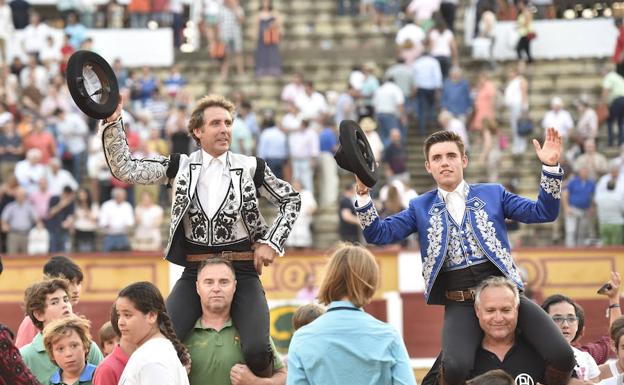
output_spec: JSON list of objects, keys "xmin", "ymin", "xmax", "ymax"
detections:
[{"xmin": 355, "ymin": 168, "xmax": 563, "ymax": 304}]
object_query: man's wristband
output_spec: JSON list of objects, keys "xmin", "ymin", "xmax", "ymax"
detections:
[
  {"xmin": 609, "ymin": 304, "xmax": 620, "ymax": 309},
  {"xmin": 542, "ymin": 162, "xmax": 558, "ymax": 167}
]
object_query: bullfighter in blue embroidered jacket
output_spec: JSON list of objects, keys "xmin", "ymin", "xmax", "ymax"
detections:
[{"xmin": 353, "ymin": 128, "xmax": 574, "ymax": 385}]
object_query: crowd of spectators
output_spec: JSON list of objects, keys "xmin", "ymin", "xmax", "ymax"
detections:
[{"xmin": 0, "ymin": 0, "xmax": 622, "ymax": 257}]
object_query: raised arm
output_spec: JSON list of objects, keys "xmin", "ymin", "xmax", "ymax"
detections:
[{"xmin": 101, "ymin": 99, "xmax": 171, "ymax": 185}]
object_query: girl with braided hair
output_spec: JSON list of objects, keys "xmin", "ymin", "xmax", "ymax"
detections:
[{"xmin": 115, "ymin": 282, "xmax": 190, "ymax": 385}]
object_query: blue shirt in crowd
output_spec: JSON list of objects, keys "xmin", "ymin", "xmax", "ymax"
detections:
[
  {"xmin": 319, "ymin": 127, "xmax": 338, "ymax": 153},
  {"xmin": 441, "ymin": 79, "xmax": 472, "ymax": 116},
  {"xmin": 566, "ymin": 175, "xmax": 596, "ymax": 210},
  {"xmin": 287, "ymin": 300, "xmax": 416, "ymax": 385}
]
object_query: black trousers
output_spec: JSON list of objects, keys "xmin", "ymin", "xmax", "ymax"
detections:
[
  {"xmin": 166, "ymin": 261, "xmax": 272, "ymax": 374},
  {"xmin": 441, "ymin": 295, "xmax": 574, "ymax": 385},
  {"xmin": 516, "ymin": 36, "xmax": 533, "ymax": 63}
]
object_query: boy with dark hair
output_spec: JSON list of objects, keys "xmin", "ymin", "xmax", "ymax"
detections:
[
  {"xmin": 16, "ymin": 256, "xmax": 84, "ymax": 348},
  {"xmin": 19, "ymin": 278, "xmax": 102, "ymax": 384}
]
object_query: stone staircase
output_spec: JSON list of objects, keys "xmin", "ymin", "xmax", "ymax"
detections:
[{"xmin": 172, "ymin": 1, "xmax": 619, "ymax": 249}]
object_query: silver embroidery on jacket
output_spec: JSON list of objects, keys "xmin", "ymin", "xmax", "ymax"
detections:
[
  {"xmin": 357, "ymin": 204, "xmax": 378, "ymax": 229},
  {"xmin": 423, "ymin": 213, "xmax": 443, "ymax": 292},
  {"xmin": 474, "ymin": 209, "xmax": 522, "ymax": 284},
  {"xmin": 540, "ymin": 174, "xmax": 562, "ymax": 199}
]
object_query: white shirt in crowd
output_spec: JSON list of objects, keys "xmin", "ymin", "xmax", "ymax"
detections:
[
  {"xmin": 197, "ymin": 150, "xmax": 230, "ymax": 219},
  {"xmin": 295, "ymin": 91, "xmax": 328, "ymax": 121},
  {"xmin": 395, "ymin": 23, "xmax": 425, "ymax": 47},
  {"xmin": 99, "ymin": 199, "xmax": 135, "ymax": 235},
  {"xmin": 542, "ymin": 109, "xmax": 574, "ymax": 140},
  {"xmin": 46, "ymin": 169, "xmax": 79, "ymax": 196},
  {"xmin": 57, "ymin": 113, "xmax": 89, "ymax": 154},
  {"xmin": 429, "ymin": 28, "xmax": 454, "ymax": 57},
  {"xmin": 373, "ymin": 81, "xmax": 405, "ymax": 116},
  {"xmin": 14, "ymin": 160, "xmax": 46, "ymax": 195},
  {"xmin": 118, "ymin": 337, "xmax": 189, "ymax": 385},
  {"xmin": 412, "ymin": 55, "xmax": 443, "ymax": 90},
  {"xmin": 281, "ymin": 112, "xmax": 302, "ymax": 133},
  {"xmin": 572, "ymin": 346, "xmax": 600, "ymax": 381},
  {"xmin": 21, "ymin": 22, "xmax": 52, "ymax": 54},
  {"xmin": 281, "ymin": 82, "xmax": 305, "ymax": 103},
  {"xmin": 288, "ymin": 127, "xmax": 320, "ymax": 160},
  {"xmin": 445, "ymin": 118, "xmax": 470, "ymax": 152}
]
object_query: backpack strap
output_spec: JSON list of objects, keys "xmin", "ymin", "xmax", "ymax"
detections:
[{"xmin": 253, "ymin": 157, "xmax": 266, "ymax": 194}]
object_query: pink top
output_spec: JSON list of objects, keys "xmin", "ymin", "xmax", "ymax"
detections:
[
  {"xmin": 471, "ymin": 80, "xmax": 497, "ymax": 131},
  {"xmin": 14, "ymin": 316, "xmax": 38, "ymax": 349},
  {"xmin": 92, "ymin": 345, "xmax": 130, "ymax": 385}
]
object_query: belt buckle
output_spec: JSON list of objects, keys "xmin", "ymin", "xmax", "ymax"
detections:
[
  {"xmin": 457, "ymin": 290, "xmax": 466, "ymax": 302},
  {"xmin": 220, "ymin": 251, "xmax": 233, "ymax": 259}
]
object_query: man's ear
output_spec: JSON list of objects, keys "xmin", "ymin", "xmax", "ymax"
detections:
[
  {"xmin": 462, "ymin": 154, "xmax": 469, "ymax": 169},
  {"xmin": 425, "ymin": 160, "xmax": 431, "ymax": 174},
  {"xmin": 33, "ymin": 310, "xmax": 45, "ymax": 323}
]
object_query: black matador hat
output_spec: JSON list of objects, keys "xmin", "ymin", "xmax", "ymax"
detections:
[
  {"xmin": 66, "ymin": 50, "xmax": 119, "ymax": 120},
  {"xmin": 334, "ymin": 119, "xmax": 378, "ymax": 188}
]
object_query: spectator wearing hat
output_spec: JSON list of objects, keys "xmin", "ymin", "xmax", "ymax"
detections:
[
  {"xmin": 373, "ymin": 75, "xmax": 405, "ymax": 144},
  {"xmin": 360, "ymin": 117, "xmax": 384, "ymax": 163},
  {"xmin": 542, "ymin": 97, "xmax": 574, "ymax": 144}
]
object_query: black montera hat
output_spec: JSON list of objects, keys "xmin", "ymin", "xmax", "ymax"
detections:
[
  {"xmin": 66, "ymin": 50, "xmax": 119, "ymax": 119},
  {"xmin": 334, "ymin": 120, "xmax": 378, "ymax": 188}
]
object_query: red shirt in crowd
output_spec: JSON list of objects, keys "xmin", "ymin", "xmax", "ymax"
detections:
[{"xmin": 92, "ymin": 344, "xmax": 130, "ymax": 385}]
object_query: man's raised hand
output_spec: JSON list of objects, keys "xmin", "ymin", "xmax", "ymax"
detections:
[{"xmin": 532, "ymin": 127, "xmax": 562, "ymax": 166}]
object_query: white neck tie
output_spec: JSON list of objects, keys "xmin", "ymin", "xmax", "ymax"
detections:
[{"xmin": 446, "ymin": 191, "xmax": 465, "ymax": 224}]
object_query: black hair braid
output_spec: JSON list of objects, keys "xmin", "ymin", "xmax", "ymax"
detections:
[{"xmin": 159, "ymin": 310, "xmax": 191, "ymax": 368}]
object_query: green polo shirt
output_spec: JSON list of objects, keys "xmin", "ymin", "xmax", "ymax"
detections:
[
  {"xmin": 19, "ymin": 332, "xmax": 104, "ymax": 385},
  {"xmin": 184, "ymin": 318, "xmax": 284, "ymax": 385}
]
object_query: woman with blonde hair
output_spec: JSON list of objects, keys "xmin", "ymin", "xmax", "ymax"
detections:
[{"xmin": 287, "ymin": 243, "xmax": 416, "ymax": 385}]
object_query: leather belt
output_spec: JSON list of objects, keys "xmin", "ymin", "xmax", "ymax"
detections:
[
  {"xmin": 445, "ymin": 288, "xmax": 476, "ymax": 302},
  {"xmin": 186, "ymin": 251, "xmax": 255, "ymax": 262}
]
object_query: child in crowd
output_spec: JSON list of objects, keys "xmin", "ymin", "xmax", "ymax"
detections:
[
  {"xmin": 43, "ymin": 317, "xmax": 97, "ymax": 385},
  {"xmin": 115, "ymin": 282, "xmax": 190, "ymax": 385},
  {"xmin": 92, "ymin": 304, "xmax": 137, "ymax": 385},
  {"xmin": 98, "ymin": 322, "xmax": 118, "ymax": 357},
  {"xmin": 16, "ymin": 256, "xmax": 84, "ymax": 348},
  {"xmin": 598, "ymin": 316, "xmax": 624, "ymax": 380},
  {"xmin": 19, "ymin": 277, "xmax": 103, "ymax": 384},
  {"xmin": 292, "ymin": 303, "xmax": 325, "ymax": 331}
]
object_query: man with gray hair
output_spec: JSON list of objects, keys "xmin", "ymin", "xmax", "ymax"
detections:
[
  {"xmin": 470, "ymin": 276, "xmax": 546, "ymax": 383},
  {"xmin": 422, "ymin": 276, "xmax": 548, "ymax": 385}
]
